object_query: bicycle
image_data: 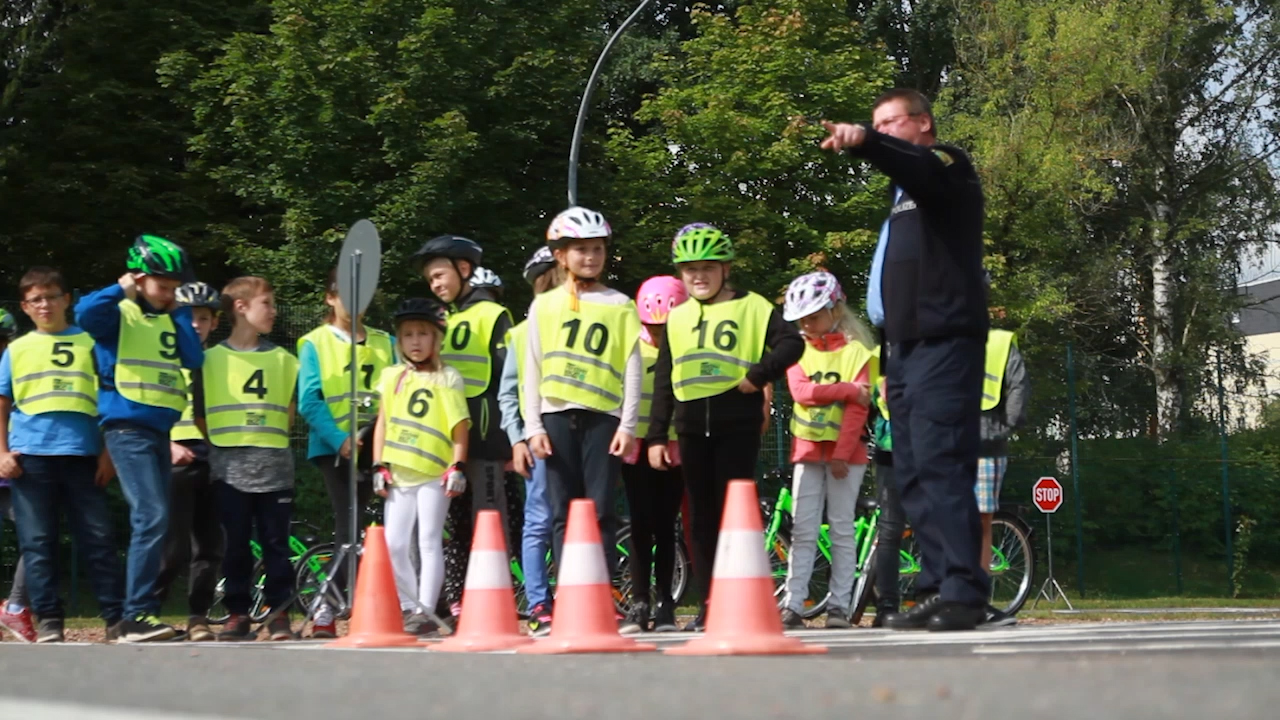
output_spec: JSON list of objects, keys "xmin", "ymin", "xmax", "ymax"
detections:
[
  {"xmin": 762, "ymin": 475, "xmax": 1036, "ymax": 623},
  {"xmin": 207, "ymin": 520, "xmax": 332, "ymax": 624}
]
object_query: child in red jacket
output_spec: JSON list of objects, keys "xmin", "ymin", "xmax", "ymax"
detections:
[{"xmin": 779, "ymin": 271, "xmax": 876, "ymax": 629}]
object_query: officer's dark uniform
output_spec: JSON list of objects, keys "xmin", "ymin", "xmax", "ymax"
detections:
[{"xmin": 849, "ymin": 128, "xmax": 990, "ymax": 609}]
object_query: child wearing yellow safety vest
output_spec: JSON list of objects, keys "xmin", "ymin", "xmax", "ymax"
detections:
[
  {"xmin": 525, "ymin": 207, "xmax": 642, "ymax": 602},
  {"xmin": 155, "ymin": 282, "xmax": 225, "ymax": 643},
  {"xmin": 778, "ymin": 271, "xmax": 875, "ymax": 630},
  {"xmin": 646, "ymin": 224, "xmax": 805, "ymax": 631},
  {"xmin": 410, "ymin": 235, "xmax": 514, "ymax": 627},
  {"xmin": 620, "ymin": 275, "xmax": 690, "ymax": 634},
  {"xmin": 496, "ymin": 247, "xmax": 561, "ymax": 635},
  {"xmin": 2, "ymin": 267, "xmax": 123, "ymax": 644},
  {"xmin": 75, "ymin": 235, "xmax": 204, "ymax": 643},
  {"xmin": 194, "ymin": 277, "xmax": 299, "ymax": 641},
  {"xmin": 371, "ymin": 298, "xmax": 469, "ymax": 635},
  {"xmin": 296, "ymin": 267, "xmax": 395, "ymax": 638}
]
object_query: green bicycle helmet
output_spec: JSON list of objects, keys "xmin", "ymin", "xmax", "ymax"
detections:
[
  {"xmin": 0, "ymin": 308, "xmax": 17, "ymax": 340},
  {"xmin": 671, "ymin": 223, "xmax": 734, "ymax": 264},
  {"xmin": 126, "ymin": 234, "xmax": 191, "ymax": 280}
]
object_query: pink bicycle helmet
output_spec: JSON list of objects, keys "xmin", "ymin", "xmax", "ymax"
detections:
[{"xmin": 636, "ymin": 275, "xmax": 689, "ymax": 324}]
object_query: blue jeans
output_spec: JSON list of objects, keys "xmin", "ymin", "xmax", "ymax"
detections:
[
  {"xmin": 104, "ymin": 422, "xmax": 172, "ymax": 617},
  {"xmin": 522, "ymin": 458, "xmax": 553, "ymax": 609},
  {"xmin": 10, "ymin": 455, "xmax": 123, "ymax": 622}
]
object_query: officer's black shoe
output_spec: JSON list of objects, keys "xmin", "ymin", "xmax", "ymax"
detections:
[
  {"xmin": 926, "ymin": 602, "xmax": 986, "ymax": 632},
  {"xmin": 882, "ymin": 593, "xmax": 942, "ymax": 631}
]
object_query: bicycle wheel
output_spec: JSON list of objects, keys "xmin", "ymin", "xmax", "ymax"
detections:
[
  {"xmin": 670, "ymin": 538, "xmax": 689, "ymax": 605},
  {"xmin": 898, "ymin": 528, "xmax": 921, "ymax": 603},
  {"xmin": 989, "ymin": 511, "xmax": 1035, "ymax": 615},
  {"xmin": 294, "ymin": 543, "xmax": 345, "ymax": 618},
  {"xmin": 247, "ymin": 559, "xmax": 269, "ymax": 621},
  {"xmin": 768, "ymin": 530, "xmax": 831, "ymax": 619},
  {"xmin": 208, "ymin": 578, "xmax": 230, "ymax": 624},
  {"xmin": 849, "ymin": 542, "xmax": 878, "ymax": 626}
]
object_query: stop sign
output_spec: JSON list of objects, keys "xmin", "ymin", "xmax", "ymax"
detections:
[{"xmin": 1033, "ymin": 477, "xmax": 1064, "ymax": 513}]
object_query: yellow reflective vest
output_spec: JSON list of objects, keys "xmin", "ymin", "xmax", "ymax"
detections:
[
  {"xmin": 982, "ymin": 330, "xmax": 1016, "ymax": 411},
  {"xmin": 534, "ymin": 286, "xmax": 640, "ymax": 414},
  {"xmin": 202, "ymin": 344, "xmax": 299, "ymax": 449},
  {"xmin": 790, "ymin": 340, "xmax": 876, "ymax": 443},
  {"xmin": 8, "ymin": 330, "xmax": 98, "ymax": 416},
  {"xmin": 297, "ymin": 325, "xmax": 394, "ymax": 433},
  {"xmin": 442, "ymin": 301, "xmax": 511, "ymax": 398},
  {"xmin": 636, "ymin": 340, "xmax": 677, "ymax": 442},
  {"xmin": 666, "ymin": 292, "xmax": 773, "ymax": 402},
  {"xmin": 171, "ymin": 369, "xmax": 204, "ymax": 441},
  {"xmin": 116, "ymin": 300, "xmax": 186, "ymax": 412},
  {"xmin": 377, "ymin": 365, "xmax": 469, "ymax": 479}
]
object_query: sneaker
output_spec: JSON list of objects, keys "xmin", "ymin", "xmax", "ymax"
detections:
[
  {"xmin": 0, "ymin": 607, "xmax": 37, "ymax": 643},
  {"xmin": 403, "ymin": 612, "xmax": 434, "ymax": 636},
  {"xmin": 779, "ymin": 608, "xmax": 806, "ymax": 629},
  {"xmin": 982, "ymin": 605, "xmax": 1018, "ymax": 628},
  {"xmin": 218, "ymin": 614, "xmax": 253, "ymax": 641},
  {"xmin": 105, "ymin": 619, "xmax": 124, "ymax": 643},
  {"xmin": 120, "ymin": 614, "xmax": 178, "ymax": 643},
  {"xmin": 35, "ymin": 617, "xmax": 64, "ymax": 643},
  {"xmin": 527, "ymin": 603, "xmax": 553, "ymax": 636},
  {"xmin": 267, "ymin": 615, "xmax": 295, "ymax": 641},
  {"xmin": 186, "ymin": 615, "xmax": 215, "ymax": 642},
  {"xmin": 310, "ymin": 603, "xmax": 337, "ymax": 639},
  {"xmin": 619, "ymin": 601, "xmax": 649, "ymax": 635},
  {"xmin": 825, "ymin": 607, "xmax": 852, "ymax": 630},
  {"xmin": 652, "ymin": 600, "xmax": 679, "ymax": 633},
  {"xmin": 683, "ymin": 608, "xmax": 706, "ymax": 632}
]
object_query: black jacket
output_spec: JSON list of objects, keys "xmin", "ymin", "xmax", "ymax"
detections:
[
  {"xmin": 646, "ymin": 291, "xmax": 804, "ymax": 440},
  {"xmin": 451, "ymin": 287, "xmax": 513, "ymax": 461},
  {"xmin": 850, "ymin": 129, "xmax": 988, "ymax": 344}
]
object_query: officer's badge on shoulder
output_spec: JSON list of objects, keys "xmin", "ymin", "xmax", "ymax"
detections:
[{"xmin": 931, "ymin": 148, "xmax": 955, "ymax": 166}]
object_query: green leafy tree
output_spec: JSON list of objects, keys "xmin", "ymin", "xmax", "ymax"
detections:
[{"xmin": 605, "ymin": 0, "xmax": 895, "ymax": 299}]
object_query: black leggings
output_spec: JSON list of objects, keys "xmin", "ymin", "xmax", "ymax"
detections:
[
  {"xmin": 621, "ymin": 449, "xmax": 685, "ymax": 605},
  {"xmin": 315, "ymin": 456, "xmax": 373, "ymax": 593},
  {"xmin": 873, "ymin": 460, "xmax": 907, "ymax": 611},
  {"xmin": 678, "ymin": 431, "xmax": 761, "ymax": 610}
]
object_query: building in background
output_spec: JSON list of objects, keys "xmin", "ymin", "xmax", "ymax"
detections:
[{"xmin": 1235, "ymin": 241, "xmax": 1280, "ymax": 427}]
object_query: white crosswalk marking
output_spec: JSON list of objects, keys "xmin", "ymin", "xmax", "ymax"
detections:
[{"xmin": 26, "ymin": 618, "xmax": 1280, "ymax": 656}]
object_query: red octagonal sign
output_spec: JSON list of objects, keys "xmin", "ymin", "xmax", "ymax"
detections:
[{"xmin": 1033, "ymin": 477, "xmax": 1064, "ymax": 514}]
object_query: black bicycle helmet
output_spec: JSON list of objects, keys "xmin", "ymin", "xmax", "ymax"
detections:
[
  {"xmin": 523, "ymin": 246, "xmax": 556, "ymax": 286},
  {"xmin": 126, "ymin": 234, "xmax": 191, "ymax": 280},
  {"xmin": 393, "ymin": 297, "xmax": 448, "ymax": 333},
  {"xmin": 410, "ymin": 235, "xmax": 483, "ymax": 279},
  {"xmin": 175, "ymin": 282, "xmax": 220, "ymax": 311}
]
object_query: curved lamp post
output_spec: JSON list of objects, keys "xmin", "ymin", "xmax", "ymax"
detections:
[{"xmin": 567, "ymin": 0, "xmax": 656, "ymax": 207}]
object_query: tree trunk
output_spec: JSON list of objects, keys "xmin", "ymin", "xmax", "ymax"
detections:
[{"xmin": 1150, "ymin": 198, "xmax": 1180, "ymax": 441}]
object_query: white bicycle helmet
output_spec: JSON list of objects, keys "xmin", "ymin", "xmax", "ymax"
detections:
[
  {"xmin": 471, "ymin": 266, "xmax": 503, "ymax": 292},
  {"xmin": 783, "ymin": 271, "xmax": 845, "ymax": 322},
  {"xmin": 546, "ymin": 206, "xmax": 611, "ymax": 250}
]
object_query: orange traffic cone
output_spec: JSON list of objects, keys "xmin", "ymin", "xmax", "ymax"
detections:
[
  {"xmin": 519, "ymin": 499, "xmax": 656, "ymax": 654},
  {"xmin": 433, "ymin": 510, "xmax": 532, "ymax": 652},
  {"xmin": 667, "ymin": 480, "xmax": 826, "ymax": 656},
  {"xmin": 326, "ymin": 525, "xmax": 421, "ymax": 648}
]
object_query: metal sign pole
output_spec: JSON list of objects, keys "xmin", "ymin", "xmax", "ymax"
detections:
[
  {"xmin": 566, "ymin": 0, "xmax": 655, "ymax": 206},
  {"xmin": 1034, "ymin": 510, "xmax": 1074, "ymax": 610},
  {"xmin": 346, "ymin": 250, "xmax": 362, "ymax": 608}
]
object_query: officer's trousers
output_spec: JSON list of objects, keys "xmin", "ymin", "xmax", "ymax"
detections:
[{"xmin": 885, "ymin": 336, "xmax": 990, "ymax": 607}]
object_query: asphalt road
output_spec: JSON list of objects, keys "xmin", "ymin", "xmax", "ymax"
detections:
[{"xmin": 3, "ymin": 619, "xmax": 1279, "ymax": 720}]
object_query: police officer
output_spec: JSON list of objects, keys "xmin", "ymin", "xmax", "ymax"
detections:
[{"xmin": 820, "ymin": 88, "xmax": 990, "ymax": 631}]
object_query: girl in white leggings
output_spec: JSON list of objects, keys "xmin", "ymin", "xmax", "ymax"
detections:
[
  {"xmin": 779, "ymin": 272, "xmax": 876, "ymax": 629},
  {"xmin": 372, "ymin": 298, "xmax": 470, "ymax": 635}
]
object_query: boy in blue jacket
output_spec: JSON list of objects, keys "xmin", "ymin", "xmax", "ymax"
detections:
[{"xmin": 75, "ymin": 235, "xmax": 204, "ymax": 642}]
